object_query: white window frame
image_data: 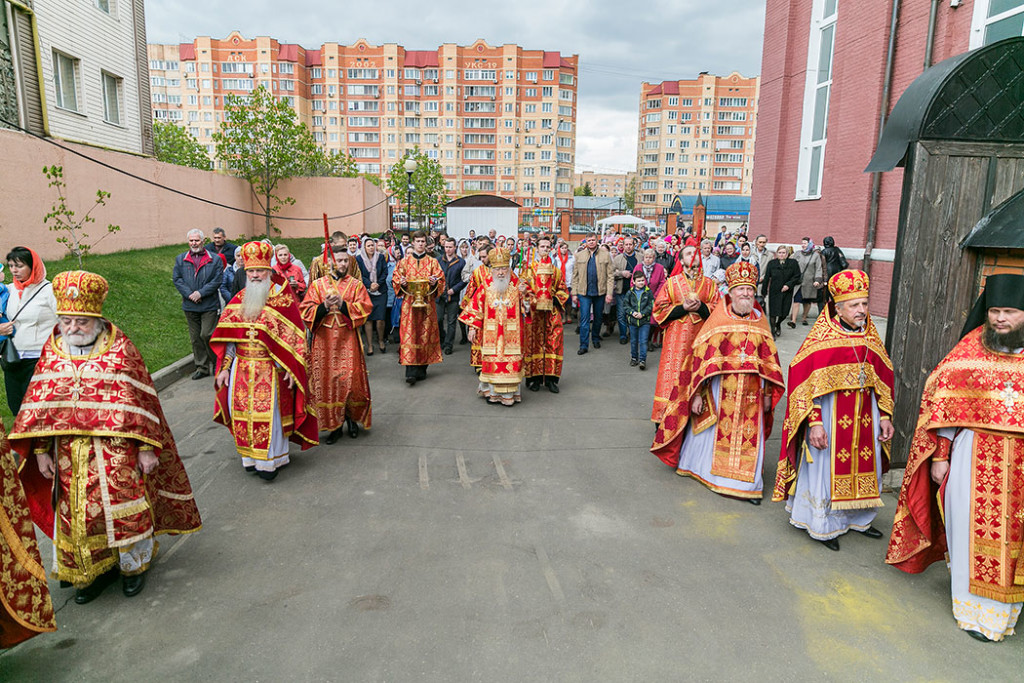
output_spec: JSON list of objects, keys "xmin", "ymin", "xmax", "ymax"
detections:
[
  {"xmin": 102, "ymin": 71, "xmax": 122, "ymax": 125},
  {"xmin": 970, "ymin": 0, "xmax": 1024, "ymax": 48},
  {"xmin": 795, "ymin": 0, "xmax": 838, "ymax": 201},
  {"xmin": 52, "ymin": 50, "xmax": 80, "ymax": 112}
]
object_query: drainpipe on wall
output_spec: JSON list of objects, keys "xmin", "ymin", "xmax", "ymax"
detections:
[
  {"xmin": 863, "ymin": 0, "xmax": 901, "ymax": 278},
  {"xmin": 925, "ymin": 0, "xmax": 941, "ymax": 68},
  {"xmin": 9, "ymin": 0, "xmax": 49, "ymax": 136}
]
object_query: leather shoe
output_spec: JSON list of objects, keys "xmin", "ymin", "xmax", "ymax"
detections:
[
  {"xmin": 859, "ymin": 526, "xmax": 884, "ymax": 539},
  {"xmin": 546, "ymin": 381, "xmax": 559, "ymax": 394},
  {"xmin": 966, "ymin": 629, "xmax": 993, "ymax": 643},
  {"xmin": 74, "ymin": 567, "xmax": 119, "ymax": 604},
  {"xmin": 191, "ymin": 369, "xmax": 210, "ymax": 380},
  {"xmin": 819, "ymin": 538, "xmax": 840, "ymax": 551},
  {"xmin": 324, "ymin": 427, "xmax": 344, "ymax": 445},
  {"xmin": 577, "ymin": 348, "xmax": 588, "ymax": 355},
  {"xmin": 122, "ymin": 572, "xmax": 147, "ymax": 597},
  {"xmin": 619, "ymin": 338, "xmax": 628, "ymax": 345},
  {"xmin": 406, "ymin": 377, "xmax": 417, "ymax": 385},
  {"xmin": 244, "ymin": 465, "xmax": 257, "ymax": 473},
  {"xmin": 748, "ymin": 498, "xmax": 761, "ymax": 505},
  {"xmin": 258, "ymin": 469, "xmax": 279, "ymax": 481},
  {"xmin": 593, "ymin": 340, "xmax": 601, "ymax": 349},
  {"xmin": 527, "ymin": 382, "xmax": 541, "ymax": 392},
  {"xmin": 346, "ymin": 419, "xmax": 359, "ymax": 439}
]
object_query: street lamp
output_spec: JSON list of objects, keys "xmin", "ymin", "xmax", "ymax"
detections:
[{"xmin": 404, "ymin": 157, "xmax": 418, "ymax": 234}]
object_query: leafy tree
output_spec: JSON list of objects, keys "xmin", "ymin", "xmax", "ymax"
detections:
[
  {"xmin": 386, "ymin": 149, "xmax": 448, "ymax": 229},
  {"xmin": 623, "ymin": 176, "xmax": 638, "ymax": 212},
  {"xmin": 42, "ymin": 165, "xmax": 121, "ymax": 268},
  {"xmin": 573, "ymin": 182, "xmax": 594, "ymax": 196},
  {"xmin": 213, "ymin": 85, "xmax": 322, "ymax": 237},
  {"xmin": 153, "ymin": 121, "xmax": 212, "ymax": 170}
]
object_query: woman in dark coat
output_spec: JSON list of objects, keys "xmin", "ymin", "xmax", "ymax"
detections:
[
  {"xmin": 760, "ymin": 244, "xmax": 801, "ymax": 337},
  {"xmin": 356, "ymin": 239, "xmax": 389, "ymax": 354}
]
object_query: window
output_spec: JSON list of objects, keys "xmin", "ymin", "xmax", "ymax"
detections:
[
  {"xmin": 718, "ymin": 97, "xmax": 748, "ymax": 107},
  {"xmin": 52, "ymin": 51, "xmax": 79, "ymax": 112},
  {"xmin": 94, "ymin": 0, "xmax": 111, "ymax": 13},
  {"xmin": 796, "ymin": 0, "xmax": 838, "ymax": 199},
  {"xmin": 312, "ymin": 67, "xmax": 322, "ymax": 79},
  {"xmin": 971, "ymin": 1, "xmax": 1024, "ymax": 47},
  {"xmin": 347, "ymin": 69, "xmax": 379, "ymax": 79}
]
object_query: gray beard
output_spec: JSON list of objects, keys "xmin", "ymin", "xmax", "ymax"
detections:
[
  {"xmin": 982, "ymin": 321, "xmax": 1024, "ymax": 353},
  {"xmin": 240, "ymin": 278, "xmax": 272, "ymax": 321},
  {"xmin": 492, "ymin": 275, "xmax": 510, "ymax": 293}
]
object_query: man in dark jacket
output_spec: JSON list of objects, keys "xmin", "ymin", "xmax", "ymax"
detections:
[
  {"xmin": 437, "ymin": 237, "xmax": 467, "ymax": 355},
  {"xmin": 205, "ymin": 227, "xmax": 237, "ymax": 266},
  {"xmin": 173, "ymin": 229, "xmax": 224, "ymax": 379}
]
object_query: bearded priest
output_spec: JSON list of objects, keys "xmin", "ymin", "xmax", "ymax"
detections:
[
  {"xmin": 212, "ymin": 242, "xmax": 318, "ymax": 481},
  {"xmin": 11, "ymin": 271, "xmax": 201, "ymax": 604},
  {"xmin": 393, "ymin": 230, "xmax": 445, "ymax": 386},
  {"xmin": 652, "ymin": 261, "xmax": 785, "ymax": 503},
  {"xmin": 300, "ymin": 250, "xmax": 373, "ymax": 445},
  {"xmin": 522, "ymin": 235, "xmax": 570, "ymax": 393},
  {"xmin": 459, "ymin": 247, "xmax": 529, "ymax": 406},
  {"xmin": 772, "ymin": 269, "xmax": 895, "ymax": 551},
  {"xmin": 887, "ymin": 274, "xmax": 1024, "ymax": 643}
]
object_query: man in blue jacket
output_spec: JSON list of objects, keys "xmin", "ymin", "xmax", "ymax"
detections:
[
  {"xmin": 173, "ymin": 229, "xmax": 224, "ymax": 379},
  {"xmin": 437, "ymin": 237, "xmax": 467, "ymax": 355}
]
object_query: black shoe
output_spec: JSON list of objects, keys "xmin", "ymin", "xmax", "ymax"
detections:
[
  {"xmin": 619, "ymin": 338, "xmax": 628, "ymax": 345},
  {"xmin": 966, "ymin": 629, "xmax": 993, "ymax": 643},
  {"xmin": 859, "ymin": 526, "xmax": 884, "ymax": 539},
  {"xmin": 638, "ymin": 361, "xmax": 646, "ymax": 371},
  {"xmin": 444, "ymin": 347, "xmax": 452, "ymax": 355},
  {"xmin": 122, "ymin": 572, "xmax": 147, "ymax": 597},
  {"xmin": 191, "ymin": 369, "xmax": 210, "ymax": 380},
  {"xmin": 546, "ymin": 381, "xmax": 559, "ymax": 394},
  {"xmin": 244, "ymin": 465, "xmax": 257, "ymax": 473},
  {"xmin": 601, "ymin": 330, "xmax": 610, "ymax": 338},
  {"xmin": 593, "ymin": 340, "xmax": 601, "ymax": 349},
  {"xmin": 459, "ymin": 338, "xmax": 468, "ymax": 345},
  {"xmin": 630, "ymin": 359, "xmax": 639, "ymax": 367},
  {"xmin": 324, "ymin": 427, "xmax": 344, "ymax": 445},
  {"xmin": 527, "ymin": 382, "xmax": 541, "ymax": 392},
  {"xmin": 406, "ymin": 377, "xmax": 417, "ymax": 386},
  {"xmin": 577, "ymin": 348, "xmax": 588, "ymax": 355},
  {"xmin": 74, "ymin": 567, "xmax": 119, "ymax": 604},
  {"xmin": 819, "ymin": 538, "xmax": 840, "ymax": 551},
  {"xmin": 787, "ymin": 321, "xmax": 796, "ymax": 329},
  {"xmin": 346, "ymin": 419, "xmax": 359, "ymax": 439},
  {"xmin": 748, "ymin": 498, "xmax": 761, "ymax": 506},
  {"xmin": 258, "ymin": 469, "xmax": 279, "ymax": 481}
]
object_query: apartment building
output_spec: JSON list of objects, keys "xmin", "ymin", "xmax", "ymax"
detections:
[
  {"xmin": 1, "ymin": 0, "xmax": 152, "ymax": 154},
  {"xmin": 635, "ymin": 73, "xmax": 759, "ymax": 215},
  {"xmin": 148, "ymin": 33, "xmax": 579, "ymax": 212},
  {"xmin": 573, "ymin": 171, "xmax": 636, "ymax": 198}
]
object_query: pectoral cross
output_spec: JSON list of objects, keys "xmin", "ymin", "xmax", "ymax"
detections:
[
  {"xmin": 245, "ymin": 327, "xmax": 260, "ymax": 342},
  {"xmin": 858, "ymin": 367, "xmax": 867, "ymax": 389},
  {"xmin": 738, "ymin": 350, "xmax": 749, "ymax": 362},
  {"xmin": 999, "ymin": 380, "xmax": 1020, "ymax": 412}
]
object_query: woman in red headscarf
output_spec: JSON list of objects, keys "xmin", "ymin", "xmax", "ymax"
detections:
[{"xmin": 0, "ymin": 246, "xmax": 57, "ymax": 415}]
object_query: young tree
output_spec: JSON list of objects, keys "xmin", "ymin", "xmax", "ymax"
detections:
[
  {"xmin": 213, "ymin": 85, "xmax": 321, "ymax": 237},
  {"xmin": 385, "ymin": 149, "xmax": 448, "ymax": 228},
  {"xmin": 623, "ymin": 176, "xmax": 638, "ymax": 212},
  {"xmin": 153, "ymin": 121, "xmax": 212, "ymax": 170},
  {"xmin": 42, "ymin": 165, "xmax": 121, "ymax": 268}
]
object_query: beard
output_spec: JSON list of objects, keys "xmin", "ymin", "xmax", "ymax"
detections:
[
  {"xmin": 731, "ymin": 299, "xmax": 754, "ymax": 316},
  {"xmin": 240, "ymin": 278, "xmax": 272, "ymax": 321},
  {"xmin": 65, "ymin": 322, "xmax": 105, "ymax": 349},
  {"xmin": 982, "ymin": 319, "xmax": 1024, "ymax": 352},
  {"xmin": 492, "ymin": 274, "xmax": 510, "ymax": 293}
]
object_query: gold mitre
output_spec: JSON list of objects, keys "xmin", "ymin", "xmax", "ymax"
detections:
[
  {"xmin": 489, "ymin": 247, "xmax": 511, "ymax": 268},
  {"xmin": 725, "ymin": 261, "xmax": 758, "ymax": 290},
  {"xmin": 242, "ymin": 241, "xmax": 274, "ymax": 270},
  {"xmin": 53, "ymin": 270, "xmax": 109, "ymax": 318},
  {"xmin": 829, "ymin": 269, "xmax": 869, "ymax": 303}
]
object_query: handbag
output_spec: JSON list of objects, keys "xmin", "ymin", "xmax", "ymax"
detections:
[{"xmin": 0, "ymin": 281, "xmax": 51, "ymax": 370}]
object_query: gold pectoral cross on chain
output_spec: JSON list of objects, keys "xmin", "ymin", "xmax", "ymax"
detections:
[{"xmin": 999, "ymin": 380, "xmax": 1020, "ymax": 412}]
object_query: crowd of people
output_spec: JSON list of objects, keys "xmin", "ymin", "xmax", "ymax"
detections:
[{"xmin": 1, "ymin": 222, "xmax": 1021, "ymax": 647}]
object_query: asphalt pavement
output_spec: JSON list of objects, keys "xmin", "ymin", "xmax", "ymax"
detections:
[{"xmin": 2, "ymin": 314, "xmax": 1020, "ymax": 681}]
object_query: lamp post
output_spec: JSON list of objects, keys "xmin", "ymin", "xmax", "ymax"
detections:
[{"xmin": 404, "ymin": 156, "xmax": 418, "ymax": 234}]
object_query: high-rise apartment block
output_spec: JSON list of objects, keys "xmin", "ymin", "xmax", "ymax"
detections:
[
  {"xmin": 148, "ymin": 33, "xmax": 579, "ymax": 212},
  {"xmin": 573, "ymin": 171, "xmax": 637, "ymax": 198},
  {"xmin": 635, "ymin": 73, "xmax": 759, "ymax": 214}
]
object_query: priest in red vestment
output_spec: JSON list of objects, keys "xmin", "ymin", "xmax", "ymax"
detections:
[
  {"xmin": 459, "ymin": 247, "xmax": 529, "ymax": 406},
  {"xmin": 522, "ymin": 235, "xmax": 569, "ymax": 393},
  {"xmin": 11, "ymin": 271, "xmax": 201, "ymax": 604},
  {"xmin": 651, "ymin": 242, "xmax": 719, "ymax": 424},
  {"xmin": 212, "ymin": 242, "xmax": 318, "ymax": 481},
  {"xmin": 652, "ymin": 262, "xmax": 785, "ymax": 502},
  {"xmin": 887, "ymin": 273, "xmax": 1024, "ymax": 642},
  {"xmin": 393, "ymin": 231, "xmax": 445, "ymax": 386},
  {"xmin": 0, "ymin": 422, "xmax": 55, "ymax": 647},
  {"xmin": 300, "ymin": 250, "xmax": 373, "ymax": 445},
  {"xmin": 772, "ymin": 269, "xmax": 895, "ymax": 551}
]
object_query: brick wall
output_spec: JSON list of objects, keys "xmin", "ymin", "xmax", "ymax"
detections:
[{"xmin": 977, "ymin": 250, "xmax": 1024, "ymax": 293}]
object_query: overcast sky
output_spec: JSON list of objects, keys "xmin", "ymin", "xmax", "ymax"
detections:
[{"xmin": 146, "ymin": 0, "xmax": 767, "ymax": 174}]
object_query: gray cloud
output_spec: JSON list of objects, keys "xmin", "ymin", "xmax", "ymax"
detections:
[{"xmin": 146, "ymin": 0, "xmax": 765, "ymax": 172}]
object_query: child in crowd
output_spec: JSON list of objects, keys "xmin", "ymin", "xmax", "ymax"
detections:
[{"xmin": 624, "ymin": 271, "xmax": 654, "ymax": 370}]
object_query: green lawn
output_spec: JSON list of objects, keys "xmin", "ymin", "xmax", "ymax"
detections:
[{"xmin": 1, "ymin": 236, "xmax": 330, "ymax": 424}]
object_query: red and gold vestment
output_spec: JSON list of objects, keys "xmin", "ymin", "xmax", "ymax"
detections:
[
  {"xmin": 11, "ymin": 326, "xmax": 201, "ymax": 586},
  {"xmin": 522, "ymin": 257, "xmax": 570, "ymax": 380},
  {"xmin": 652, "ymin": 303, "xmax": 785, "ymax": 482},
  {"xmin": 300, "ymin": 275, "xmax": 373, "ymax": 431},
  {"xmin": 211, "ymin": 284, "xmax": 319, "ymax": 460},
  {"xmin": 887, "ymin": 328, "xmax": 1024, "ymax": 603},
  {"xmin": 651, "ymin": 271, "xmax": 720, "ymax": 423},
  {"xmin": 459, "ymin": 283, "xmax": 528, "ymax": 394},
  {"xmin": 0, "ymin": 423, "xmax": 55, "ymax": 647},
  {"xmin": 393, "ymin": 253, "xmax": 445, "ymax": 366},
  {"xmin": 771, "ymin": 307, "xmax": 894, "ymax": 509}
]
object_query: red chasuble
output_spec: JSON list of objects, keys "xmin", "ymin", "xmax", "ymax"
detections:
[
  {"xmin": 522, "ymin": 257, "xmax": 570, "ymax": 380},
  {"xmin": 772, "ymin": 306, "xmax": 894, "ymax": 509},
  {"xmin": 886, "ymin": 328, "xmax": 1024, "ymax": 603},
  {"xmin": 459, "ymin": 284, "xmax": 529, "ymax": 392},
  {"xmin": 300, "ymin": 275, "xmax": 373, "ymax": 431},
  {"xmin": 652, "ymin": 302, "xmax": 785, "ymax": 472},
  {"xmin": 211, "ymin": 284, "xmax": 319, "ymax": 457},
  {"xmin": 463, "ymin": 265, "xmax": 492, "ymax": 368},
  {"xmin": 11, "ymin": 326, "xmax": 202, "ymax": 557},
  {"xmin": 0, "ymin": 424, "xmax": 55, "ymax": 647},
  {"xmin": 651, "ymin": 272, "xmax": 720, "ymax": 423},
  {"xmin": 393, "ymin": 253, "xmax": 445, "ymax": 366}
]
